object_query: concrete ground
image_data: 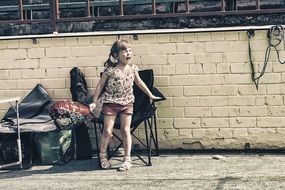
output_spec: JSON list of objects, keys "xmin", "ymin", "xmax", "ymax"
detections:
[{"xmin": 0, "ymin": 153, "xmax": 285, "ymax": 190}]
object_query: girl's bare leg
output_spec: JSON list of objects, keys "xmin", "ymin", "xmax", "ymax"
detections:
[
  {"xmin": 118, "ymin": 113, "xmax": 133, "ymax": 171},
  {"xmin": 119, "ymin": 113, "xmax": 132, "ymax": 160},
  {"xmin": 99, "ymin": 114, "xmax": 116, "ymax": 168}
]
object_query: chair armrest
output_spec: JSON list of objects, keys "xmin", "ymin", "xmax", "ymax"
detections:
[{"xmin": 152, "ymin": 87, "xmax": 166, "ymax": 102}]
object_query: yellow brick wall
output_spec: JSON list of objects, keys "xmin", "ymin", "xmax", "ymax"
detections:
[{"xmin": 0, "ymin": 30, "xmax": 285, "ymax": 150}]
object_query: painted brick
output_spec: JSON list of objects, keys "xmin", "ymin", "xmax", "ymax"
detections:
[
  {"xmin": 70, "ymin": 46, "xmax": 98, "ymax": 57},
  {"xmin": 228, "ymin": 96, "xmax": 255, "ymax": 106},
  {"xmin": 200, "ymin": 96, "xmax": 227, "ymax": 107},
  {"xmin": 132, "ymin": 45, "xmax": 150, "ymax": 55},
  {"xmin": 170, "ymin": 34, "xmax": 183, "ymax": 42},
  {"xmin": 170, "ymin": 75, "xmax": 194, "ymax": 86},
  {"xmin": 229, "ymin": 117, "xmax": 257, "ymax": 128},
  {"xmin": 141, "ymin": 55, "xmax": 167, "ymax": 65},
  {"xmin": 212, "ymin": 107, "xmax": 239, "ymax": 117},
  {"xmin": 225, "ymin": 31, "xmax": 239, "ymax": 40},
  {"xmin": 9, "ymin": 70, "xmax": 21, "ymax": 79},
  {"xmin": 162, "ymin": 65, "xmax": 175, "ymax": 75},
  {"xmin": 142, "ymin": 34, "xmax": 157, "ymax": 44},
  {"xmin": 38, "ymin": 38, "xmax": 52, "ymax": 47},
  {"xmin": 46, "ymin": 47, "xmax": 71, "ymax": 58},
  {"xmin": 189, "ymin": 63, "xmax": 203, "ymax": 74},
  {"xmin": 3, "ymin": 49, "xmax": 26, "ymax": 59},
  {"xmin": 257, "ymin": 117, "xmax": 285, "ymax": 128},
  {"xmin": 178, "ymin": 129, "xmax": 192, "ymax": 137},
  {"xmin": 22, "ymin": 69, "xmax": 34, "ymax": 79},
  {"xmin": 192, "ymin": 129, "xmax": 205, "ymax": 139},
  {"xmin": 149, "ymin": 44, "xmax": 176, "ymax": 55},
  {"xmin": 230, "ymin": 63, "xmax": 245, "ymax": 73},
  {"xmin": 0, "ymin": 70, "xmax": 9, "ymax": 80},
  {"xmin": 14, "ymin": 59, "xmax": 39, "ymax": 69},
  {"xmin": 27, "ymin": 48, "xmax": 45, "ymax": 59},
  {"xmin": 268, "ymin": 106, "xmax": 285, "ymax": 116},
  {"xmin": 217, "ymin": 63, "xmax": 230, "ymax": 73},
  {"xmin": 157, "ymin": 34, "xmax": 170, "ymax": 43},
  {"xmin": 256, "ymin": 95, "xmax": 283, "ymax": 106},
  {"xmin": 91, "ymin": 36, "xmax": 104, "ymax": 45},
  {"xmin": 157, "ymin": 118, "xmax": 174, "ymax": 129},
  {"xmin": 19, "ymin": 39, "xmax": 38, "ymax": 48},
  {"xmin": 196, "ymin": 75, "xmax": 224, "ymax": 85},
  {"xmin": 0, "ymin": 40, "xmax": 6, "ymax": 49},
  {"xmin": 185, "ymin": 107, "xmax": 211, "ymax": 118},
  {"xmin": 6, "ymin": 40, "xmax": 19, "ymax": 48},
  {"xmin": 195, "ymin": 53, "xmax": 222, "ymax": 63},
  {"xmin": 46, "ymin": 68, "xmax": 59, "ymax": 78},
  {"xmin": 202, "ymin": 63, "xmax": 216, "ymax": 74},
  {"xmin": 34, "ymin": 69, "xmax": 46, "ymax": 79},
  {"xmin": 168, "ymin": 54, "xmax": 195, "ymax": 64},
  {"xmin": 175, "ymin": 64, "xmax": 189, "ymax": 74},
  {"xmin": 197, "ymin": 32, "xmax": 211, "ymax": 41},
  {"xmin": 232, "ymin": 128, "xmax": 249, "ymax": 137},
  {"xmin": 158, "ymin": 108, "xmax": 184, "ymax": 118},
  {"xmin": 174, "ymin": 118, "xmax": 200, "ymax": 129},
  {"xmin": 219, "ymin": 128, "xmax": 233, "ymax": 138},
  {"xmin": 51, "ymin": 38, "xmax": 65, "ymax": 47},
  {"xmin": 154, "ymin": 76, "xmax": 170, "ymax": 86},
  {"xmin": 183, "ymin": 33, "xmax": 197, "ymax": 42},
  {"xmin": 184, "ymin": 86, "xmax": 210, "ymax": 96},
  {"xmin": 0, "ymin": 30, "xmax": 284, "ymax": 150},
  {"xmin": 64, "ymin": 37, "xmax": 78, "ymax": 46},
  {"xmin": 77, "ymin": 37, "xmax": 91, "ymax": 46},
  {"xmin": 173, "ymin": 97, "xmax": 200, "ymax": 107},
  {"xmin": 211, "ymin": 85, "xmax": 238, "ymax": 96},
  {"xmin": 17, "ymin": 79, "xmax": 40, "ymax": 90},
  {"xmin": 201, "ymin": 118, "xmax": 229, "ymax": 128}
]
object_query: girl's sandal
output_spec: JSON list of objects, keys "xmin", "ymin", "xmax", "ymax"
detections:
[
  {"xmin": 99, "ymin": 153, "xmax": 111, "ymax": 169},
  {"xmin": 118, "ymin": 160, "xmax": 132, "ymax": 171}
]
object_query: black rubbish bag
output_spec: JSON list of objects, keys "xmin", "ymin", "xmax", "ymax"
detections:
[{"xmin": 70, "ymin": 67, "xmax": 93, "ymax": 160}]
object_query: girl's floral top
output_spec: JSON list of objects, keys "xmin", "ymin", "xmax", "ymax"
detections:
[{"xmin": 101, "ymin": 64, "xmax": 138, "ymax": 105}]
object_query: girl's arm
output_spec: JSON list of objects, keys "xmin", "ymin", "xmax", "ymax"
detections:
[
  {"xmin": 89, "ymin": 73, "xmax": 108, "ymax": 110},
  {"xmin": 134, "ymin": 71, "xmax": 161, "ymax": 100}
]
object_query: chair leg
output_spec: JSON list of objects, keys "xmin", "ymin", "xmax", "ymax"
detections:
[
  {"xmin": 144, "ymin": 120, "xmax": 152, "ymax": 166},
  {"xmin": 153, "ymin": 112, "xmax": 159, "ymax": 156}
]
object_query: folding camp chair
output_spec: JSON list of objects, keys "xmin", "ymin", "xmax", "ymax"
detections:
[{"xmin": 93, "ymin": 69, "xmax": 166, "ymax": 168}]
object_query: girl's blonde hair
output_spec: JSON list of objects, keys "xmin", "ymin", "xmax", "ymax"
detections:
[{"xmin": 104, "ymin": 38, "xmax": 131, "ymax": 67}]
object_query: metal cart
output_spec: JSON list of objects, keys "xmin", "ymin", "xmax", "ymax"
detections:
[{"xmin": 0, "ymin": 97, "xmax": 22, "ymax": 169}]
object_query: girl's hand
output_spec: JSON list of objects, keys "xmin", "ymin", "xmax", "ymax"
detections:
[
  {"xmin": 150, "ymin": 94, "xmax": 162, "ymax": 100},
  {"xmin": 89, "ymin": 103, "xmax": 96, "ymax": 111}
]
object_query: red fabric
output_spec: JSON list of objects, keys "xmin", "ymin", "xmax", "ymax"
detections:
[{"xmin": 50, "ymin": 100, "xmax": 90, "ymax": 116}]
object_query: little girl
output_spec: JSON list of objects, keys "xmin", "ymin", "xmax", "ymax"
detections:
[{"xmin": 89, "ymin": 38, "xmax": 161, "ymax": 171}]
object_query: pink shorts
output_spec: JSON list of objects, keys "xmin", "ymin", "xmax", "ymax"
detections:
[{"xmin": 102, "ymin": 103, "xmax": 133, "ymax": 116}]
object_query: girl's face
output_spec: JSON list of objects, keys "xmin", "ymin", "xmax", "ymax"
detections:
[{"xmin": 117, "ymin": 47, "xmax": 132, "ymax": 65}]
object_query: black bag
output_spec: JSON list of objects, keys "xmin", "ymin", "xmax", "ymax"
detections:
[
  {"xmin": 70, "ymin": 67, "xmax": 90, "ymax": 104},
  {"xmin": 2, "ymin": 84, "xmax": 53, "ymax": 121},
  {"xmin": 70, "ymin": 67, "xmax": 92, "ymax": 160}
]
